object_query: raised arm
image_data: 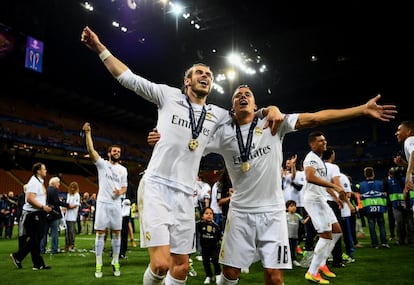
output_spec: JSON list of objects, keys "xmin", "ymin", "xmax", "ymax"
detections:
[
  {"xmin": 81, "ymin": 26, "xmax": 128, "ymax": 78},
  {"xmin": 290, "ymin": 154, "xmax": 297, "ymax": 180},
  {"xmin": 82, "ymin": 122, "xmax": 100, "ymax": 163},
  {"xmin": 295, "ymin": 94, "xmax": 397, "ymax": 130}
]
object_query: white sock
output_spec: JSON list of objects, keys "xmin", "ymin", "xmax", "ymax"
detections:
[
  {"xmin": 111, "ymin": 232, "xmax": 121, "ymax": 264},
  {"xmin": 95, "ymin": 233, "xmax": 105, "ymax": 264},
  {"xmin": 164, "ymin": 270, "xmax": 186, "ymax": 285},
  {"xmin": 308, "ymin": 237, "xmax": 331, "ymax": 274},
  {"xmin": 143, "ymin": 265, "xmax": 165, "ymax": 285},
  {"xmin": 332, "ymin": 232, "xmax": 342, "ymax": 245},
  {"xmin": 321, "ymin": 232, "xmax": 342, "ymax": 266},
  {"xmin": 218, "ymin": 274, "xmax": 239, "ymax": 285}
]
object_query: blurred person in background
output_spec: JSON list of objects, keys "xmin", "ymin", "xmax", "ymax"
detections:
[
  {"xmin": 64, "ymin": 181, "xmax": 81, "ymax": 252},
  {"xmin": 41, "ymin": 176, "xmax": 77, "ymax": 254}
]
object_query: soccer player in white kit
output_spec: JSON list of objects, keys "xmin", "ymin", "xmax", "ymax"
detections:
[
  {"xmin": 82, "ymin": 123, "xmax": 128, "ymax": 278},
  {"xmin": 81, "ymin": 26, "xmax": 283, "ymax": 285},
  {"xmin": 302, "ymin": 132, "xmax": 352, "ymax": 284},
  {"xmin": 204, "ymin": 86, "xmax": 397, "ymax": 285},
  {"xmin": 394, "ymin": 121, "xmax": 414, "ymax": 208},
  {"xmin": 321, "ymin": 147, "xmax": 355, "ymax": 270},
  {"xmin": 282, "ymin": 155, "xmax": 301, "ymax": 208}
]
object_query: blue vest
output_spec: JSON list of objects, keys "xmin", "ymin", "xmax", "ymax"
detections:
[
  {"xmin": 407, "ymin": 175, "xmax": 414, "ymax": 207},
  {"xmin": 385, "ymin": 176, "xmax": 405, "ymax": 209},
  {"xmin": 359, "ymin": 179, "xmax": 387, "ymax": 213}
]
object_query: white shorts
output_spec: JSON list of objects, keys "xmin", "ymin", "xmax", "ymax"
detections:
[
  {"xmin": 138, "ymin": 176, "xmax": 195, "ymax": 254},
  {"xmin": 94, "ymin": 201, "xmax": 122, "ymax": 231},
  {"xmin": 304, "ymin": 200, "xmax": 337, "ymax": 233},
  {"xmin": 219, "ymin": 208, "xmax": 292, "ymax": 269}
]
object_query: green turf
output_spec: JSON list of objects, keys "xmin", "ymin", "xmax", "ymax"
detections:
[{"xmin": 1, "ymin": 219, "xmax": 413, "ymax": 284}]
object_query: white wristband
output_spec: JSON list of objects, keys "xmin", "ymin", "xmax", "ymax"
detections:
[{"xmin": 99, "ymin": 49, "xmax": 111, "ymax": 62}]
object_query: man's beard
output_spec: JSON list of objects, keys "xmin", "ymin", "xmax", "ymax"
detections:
[
  {"xmin": 193, "ymin": 90, "xmax": 208, "ymax": 99},
  {"xmin": 110, "ymin": 155, "xmax": 120, "ymax": 163}
]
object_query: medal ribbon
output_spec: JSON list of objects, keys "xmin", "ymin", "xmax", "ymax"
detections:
[
  {"xmin": 186, "ymin": 96, "xmax": 206, "ymax": 140},
  {"xmin": 235, "ymin": 117, "xmax": 258, "ymax": 163}
]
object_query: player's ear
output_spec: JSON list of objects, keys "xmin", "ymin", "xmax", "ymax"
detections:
[{"xmin": 184, "ymin": 78, "xmax": 191, "ymax": 86}]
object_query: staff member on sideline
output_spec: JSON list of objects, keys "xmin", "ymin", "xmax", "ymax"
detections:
[{"xmin": 10, "ymin": 162, "xmax": 52, "ymax": 270}]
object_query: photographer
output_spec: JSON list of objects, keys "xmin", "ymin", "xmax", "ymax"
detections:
[
  {"xmin": 0, "ymin": 192, "xmax": 18, "ymax": 239},
  {"xmin": 0, "ymin": 194, "xmax": 8, "ymax": 238}
]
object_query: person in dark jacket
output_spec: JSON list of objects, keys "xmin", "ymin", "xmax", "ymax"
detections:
[
  {"xmin": 197, "ymin": 207, "xmax": 222, "ymax": 284},
  {"xmin": 40, "ymin": 176, "xmax": 76, "ymax": 254}
]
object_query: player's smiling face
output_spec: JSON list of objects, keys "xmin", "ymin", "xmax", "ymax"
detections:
[
  {"xmin": 109, "ymin": 147, "xmax": 121, "ymax": 162},
  {"xmin": 186, "ymin": 65, "xmax": 213, "ymax": 98},
  {"xmin": 396, "ymin": 124, "xmax": 410, "ymax": 143},
  {"xmin": 232, "ymin": 86, "xmax": 257, "ymax": 114},
  {"xmin": 313, "ymin": 136, "xmax": 327, "ymax": 155}
]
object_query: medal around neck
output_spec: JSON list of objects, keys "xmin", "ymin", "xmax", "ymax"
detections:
[
  {"xmin": 186, "ymin": 96, "xmax": 205, "ymax": 152},
  {"xmin": 241, "ymin": 161, "xmax": 250, "ymax": 172},
  {"xmin": 236, "ymin": 117, "xmax": 257, "ymax": 174},
  {"xmin": 188, "ymin": 139, "xmax": 199, "ymax": 151}
]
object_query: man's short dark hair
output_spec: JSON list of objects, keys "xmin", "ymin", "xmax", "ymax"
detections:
[
  {"xmin": 32, "ymin": 162, "xmax": 44, "ymax": 175},
  {"xmin": 307, "ymin": 131, "xmax": 324, "ymax": 144}
]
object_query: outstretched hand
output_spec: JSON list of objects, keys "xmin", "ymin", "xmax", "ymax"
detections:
[
  {"xmin": 81, "ymin": 26, "xmax": 105, "ymax": 53},
  {"xmin": 364, "ymin": 94, "xmax": 397, "ymax": 122}
]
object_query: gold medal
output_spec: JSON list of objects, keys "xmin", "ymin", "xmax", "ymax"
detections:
[
  {"xmin": 241, "ymin": 161, "xmax": 250, "ymax": 172},
  {"xmin": 188, "ymin": 139, "xmax": 199, "ymax": 151}
]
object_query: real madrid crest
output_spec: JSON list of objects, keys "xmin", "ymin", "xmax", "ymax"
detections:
[{"xmin": 254, "ymin": 126, "xmax": 263, "ymax": 135}]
